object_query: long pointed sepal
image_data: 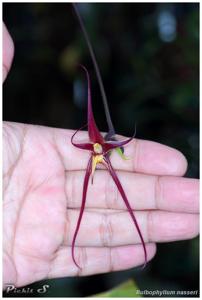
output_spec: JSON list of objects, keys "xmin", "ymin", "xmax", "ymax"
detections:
[
  {"xmin": 104, "ymin": 156, "xmax": 147, "ymax": 268},
  {"xmin": 79, "ymin": 65, "xmax": 105, "ymax": 144},
  {"xmin": 71, "ymin": 157, "xmax": 93, "ymax": 269}
]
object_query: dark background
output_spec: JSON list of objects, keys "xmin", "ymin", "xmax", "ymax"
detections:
[{"xmin": 3, "ymin": 2, "xmax": 199, "ymax": 297}]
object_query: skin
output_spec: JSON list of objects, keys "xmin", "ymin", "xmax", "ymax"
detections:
[{"xmin": 3, "ymin": 23, "xmax": 199, "ymax": 288}]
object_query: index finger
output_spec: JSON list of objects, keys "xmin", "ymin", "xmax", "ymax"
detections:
[{"xmin": 54, "ymin": 128, "xmax": 187, "ymax": 176}]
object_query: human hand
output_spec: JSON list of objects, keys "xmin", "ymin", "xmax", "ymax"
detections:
[
  {"xmin": 3, "ymin": 122, "xmax": 199, "ymax": 287},
  {"xmin": 3, "ymin": 22, "xmax": 199, "ymax": 288}
]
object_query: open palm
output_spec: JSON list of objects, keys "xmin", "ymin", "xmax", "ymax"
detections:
[{"xmin": 3, "ymin": 122, "xmax": 199, "ymax": 287}]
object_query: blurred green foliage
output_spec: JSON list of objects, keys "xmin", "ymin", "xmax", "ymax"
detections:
[{"xmin": 3, "ymin": 3, "xmax": 199, "ymax": 297}]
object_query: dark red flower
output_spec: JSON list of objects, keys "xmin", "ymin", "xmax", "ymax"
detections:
[{"xmin": 71, "ymin": 65, "xmax": 147, "ymax": 269}]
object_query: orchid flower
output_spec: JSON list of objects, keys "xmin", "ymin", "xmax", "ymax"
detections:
[{"xmin": 71, "ymin": 65, "xmax": 147, "ymax": 270}]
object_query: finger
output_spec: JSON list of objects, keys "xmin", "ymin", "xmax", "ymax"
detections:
[
  {"xmin": 48, "ymin": 243, "xmax": 156, "ymax": 278},
  {"xmin": 64, "ymin": 210, "xmax": 199, "ymax": 247},
  {"xmin": 54, "ymin": 128, "xmax": 187, "ymax": 176},
  {"xmin": 3, "ymin": 23, "xmax": 14, "ymax": 82},
  {"xmin": 12, "ymin": 123, "xmax": 187, "ymax": 176},
  {"xmin": 66, "ymin": 170, "xmax": 199, "ymax": 213}
]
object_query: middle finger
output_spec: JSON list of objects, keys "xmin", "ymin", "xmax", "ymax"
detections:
[{"xmin": 63, "ymin": 209, "xmax": 199, "ymax": 247}]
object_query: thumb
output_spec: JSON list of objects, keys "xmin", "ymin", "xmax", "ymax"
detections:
[{"xmin": 3, "ymin": 22, "xmax": 14, "ymax": 82}]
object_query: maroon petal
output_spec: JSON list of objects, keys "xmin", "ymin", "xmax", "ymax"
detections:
[
  {"xmin": 79, "ymin": 65, "xmax": 105, "ymax": 144},
  {"xmin": 103, "ymin": 136, "xmax": 134, "ymax": 153},
  {"xmin": 71, "ymin": 124, "xmax": 93, "ymax": 151},
  {"xmin": 71, "ymin": 156, "xmax": 93, "ymax": 269},
  {"xmin": 104, "ymin": 156, "xmax": 147, "ymax": 268},
  {"xmin": 103, "ymin": 126, "xmax": 136, "ymax": 153}
]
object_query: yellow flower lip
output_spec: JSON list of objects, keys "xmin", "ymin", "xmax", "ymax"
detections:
[
  {"xmin": 93, "ymin": 143, "xmax": 103, "ymax": 154},
  {"xmin": 91, "ymin": 154, "xmax": 104, "ymax": 182}
]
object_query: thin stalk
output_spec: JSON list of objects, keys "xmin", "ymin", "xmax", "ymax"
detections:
[{"xmin": 72, "ymin": 3, "xmax": 115, "ymax": 138}]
